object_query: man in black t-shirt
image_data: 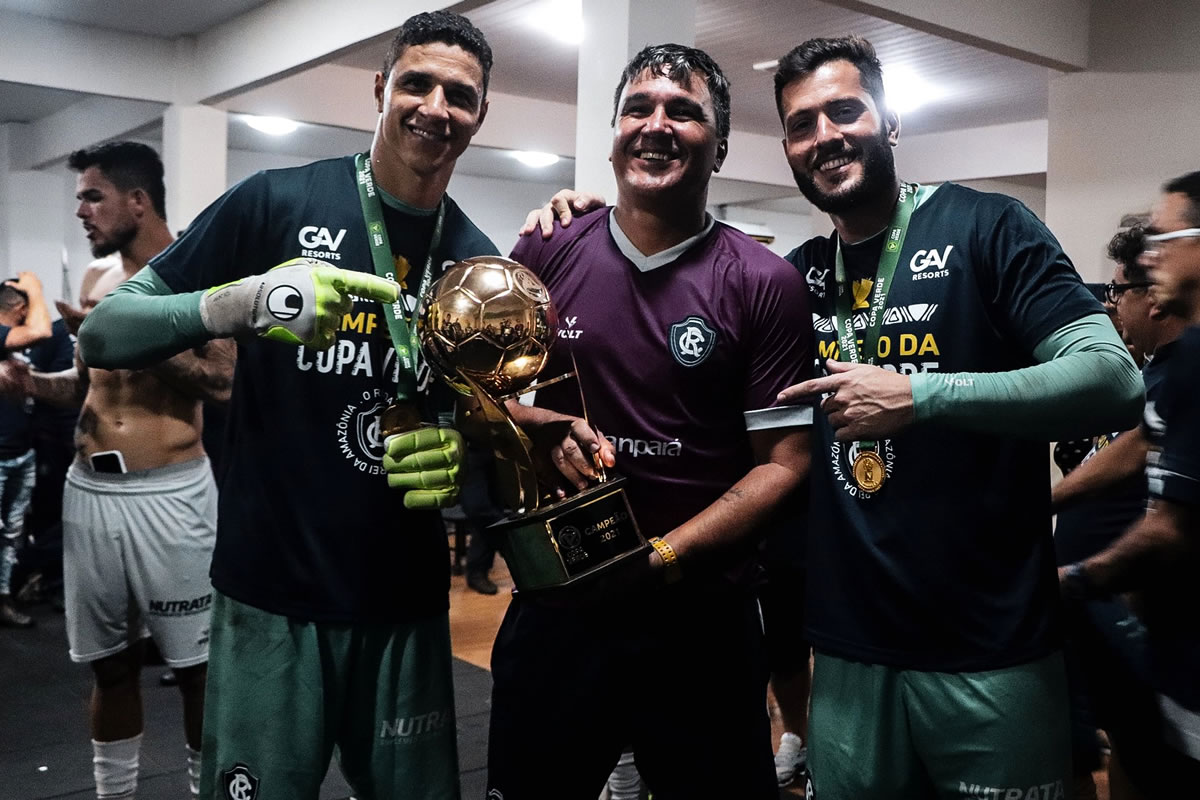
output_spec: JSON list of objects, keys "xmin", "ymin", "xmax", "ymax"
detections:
[
  {"xmin": 1053, "ymin": 227, "xmax": 1184, "ymax": 560},
  {"xmin": 1061, "ymin": 172, "xmax": 1200, "ymax": 795},
  {"xmin": 524, "ymin": 37, "xmax": 1144, "ymax": 798},
  {"xmin": 770, "ymin": 37, "xmax": 1143, "ymax": 799},
  {"xmin": 0, "ymin": 276, "xmax": 51, "ymax": 628},
  {"xmin": 78, "ymin": 11, "xmax": 497, "ymax": 800}
]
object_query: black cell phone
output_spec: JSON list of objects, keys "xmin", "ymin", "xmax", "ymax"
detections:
[{"xmin": 90, "ymin": 450, "xmax": 127, "ymax": 474}]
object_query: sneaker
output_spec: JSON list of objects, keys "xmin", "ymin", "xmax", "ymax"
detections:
[
  {"xmin": 0, "ymin": 597, "xmax": 34, "ymax": 628},
  {"xmin": 467, "ymin": 572, "xmax": 499, "ymax": 595},
  {"xmin": 775, "ymin": 732, "xmax": 807, "ymax": 787}
]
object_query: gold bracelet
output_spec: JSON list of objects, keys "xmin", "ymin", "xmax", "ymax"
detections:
[{"xmin": 648, "ymin": 537, "xmax": 682, "ymax": 584}]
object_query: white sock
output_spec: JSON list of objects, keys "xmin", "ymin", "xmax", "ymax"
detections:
[
  {"xmin": 186, "ymin": 745, "xmax": 201, "ymax": 798},
  {"xmin": 93, "ymin": 733, "xmax": 142, "ymax": 799},
  {"xmin": 606, "ymin": 749, "xmax": 642, "ymax": 800}
]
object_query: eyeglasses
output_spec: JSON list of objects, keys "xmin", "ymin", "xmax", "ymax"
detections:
[
  {"xmin": 1104, "ymin": 281, "xmax": 1152, "ymax": 304},
  {"xmin": 1143, "ymin": 227, "xmax": 1200, "ymax": 255}
]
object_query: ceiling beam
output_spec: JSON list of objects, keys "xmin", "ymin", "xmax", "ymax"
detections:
[
  {"xmin": 822, "ymin": 0, "xmax": 1090, "ymax": 71},
  {"xmin": 185, "ymin": 0, "xmax": 455, "ymax": 103},
  {"xmin": 0, "ymin": 11, "xmax": 179, "ymax": 102},
  {"xmin": 17, "ymin": 97, "xmax": 168, "ymax": 170}
]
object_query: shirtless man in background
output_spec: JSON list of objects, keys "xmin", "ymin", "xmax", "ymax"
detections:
[{"xmin": 1, "ymin": 141, "xmax": 233, "ymax": 800}]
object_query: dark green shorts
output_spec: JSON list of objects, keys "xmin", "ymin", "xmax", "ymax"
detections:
[
  {"xmin": 198, "ymin": 591, "xmax": 458, "ymax": 800},
  {"xmin": 807, "ymin": 651, "xmax": 1071, "ymax": 800}
]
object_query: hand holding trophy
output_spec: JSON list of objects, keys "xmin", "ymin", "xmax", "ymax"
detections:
[{"xmin": 417, "ymin": 256, "xmax": 646, "ymax": 591}]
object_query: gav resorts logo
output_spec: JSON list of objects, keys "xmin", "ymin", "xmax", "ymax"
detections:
[{"xmin": 669, "ymin": 315, "xmax": 716, "ymax": 367}]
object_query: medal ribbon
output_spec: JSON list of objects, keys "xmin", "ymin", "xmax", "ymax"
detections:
[
  {"xmin": 831, "ymin": 181, "xmax": 918, "ymax": 454},
  {"xmin": 354, "ymin": 152, "xmax": 444, "ymax": 404}
]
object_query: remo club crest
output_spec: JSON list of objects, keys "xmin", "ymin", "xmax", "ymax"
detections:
[{"xmin": 669, "ymin": 315, "xmax": 716, "ymax": 367}]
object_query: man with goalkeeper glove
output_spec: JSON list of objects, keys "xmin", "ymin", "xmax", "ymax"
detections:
[{"xmin": 78, "ymin": 11, "xmax": 497, "ymax": 800}]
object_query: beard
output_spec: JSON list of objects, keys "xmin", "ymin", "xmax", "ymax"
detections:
[
  {"xmin": 89, "ymin": 220, "xmax": 137, "ymax": 258},
  {"xmin": 792, "ymin": 127, "xmax": 897, "ymax": 215}
]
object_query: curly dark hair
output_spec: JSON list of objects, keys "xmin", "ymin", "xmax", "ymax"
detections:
[
  {"xmin": 1107, "ymin": 225, "xmax": 1148, "ymax": 281},
  {"xmin": 67, "ymin": 141, "xmax": 166, "ymax": 219},
  {"xmin": 382, "ymin": 10, "xmax": 493, "ymax": 98},
  {"xmin": 611, "ymin": 44, "xmax": 731, "ymax": 139},
  {"xmin": 1164, "ymin": 171, "xmax": 1200, "ymax": 227},
  {"xmin": 773, "ymin": 35, "xmax": 886, "ymax": 123}
]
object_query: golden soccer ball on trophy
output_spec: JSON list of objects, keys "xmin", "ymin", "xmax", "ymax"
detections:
[{"xmin": 417, "ymin": 256, "xmax": 558, "ymax": 396}]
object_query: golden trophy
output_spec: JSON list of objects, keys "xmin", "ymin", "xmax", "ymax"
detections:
[{"xmin": 417, "ymin": 256, "xmax": 646, "ymax": 591}]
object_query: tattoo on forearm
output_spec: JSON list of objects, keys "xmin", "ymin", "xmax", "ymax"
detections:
[
  {"xmin": 148, "ymin": 343, "xmax": 234, "ymax": 404},
  {"xmin": 31, "ymin": 368, "xmax": 85, "ymax": 408},
  {"xmin": 720, "ymin": 487, "xmax": 747, "ymax": 503}
]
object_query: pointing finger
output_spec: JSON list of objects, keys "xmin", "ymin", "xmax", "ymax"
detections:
[
  {"xmin": 777, "ymin": 373, "xmax": 844, "ymax": 404},
  {"xmin": 330, "ymin": 269, "xmax": 401, "ymax": 304}
]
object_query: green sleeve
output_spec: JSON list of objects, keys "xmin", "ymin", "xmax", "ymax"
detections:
[
  {"xmin": 909, "ymin": 313, "xmax": 1144, "ymax": 440},
  {"xmin": 77, "ymin": 266, "xmax": 213, "ymax": 370}
]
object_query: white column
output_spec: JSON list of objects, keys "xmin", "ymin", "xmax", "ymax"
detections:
[
  {"xmin": 4, "ymin": 169, "xmax": 67, "ymax": 300},
  {"xmin": 573, "ymin": 0, "xmax": 696, "ymax": 198},
  {"xmin": 162, "ymin": 104, "xmax": 228, "ymax": 233},
  {"xmin": 0, "ymin": 125, "xmax": 12, "ymax": 279}
]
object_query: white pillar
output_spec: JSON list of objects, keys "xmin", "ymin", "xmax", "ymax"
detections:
[
  {"xmin": 4, "ymin": 169, "xmax": 66, "ymax": 300},
  {"xmin": 574, "ymin": 0, "xmax": 696, "ymax": 198},
  {"xmin": 0, "ymin": 125, "xmax": 12, "ymax": 279},
  {"xmin": 162, "ymin": 104, "xmax": 228, "ymax": 233}
]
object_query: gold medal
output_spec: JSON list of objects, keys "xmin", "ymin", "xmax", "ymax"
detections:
[
  {"xmin": 852, "ymin": 450, "xmax": 886, "ymax": 493},
  {"xmin": 379, "ymin": 401, "xmax": 422, "ymax": 437}
]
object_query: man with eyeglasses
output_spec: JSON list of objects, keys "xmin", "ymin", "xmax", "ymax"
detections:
[
  {"xmin": 1060, "ymin": 171, "xmax": 1200, "ymax": 795},
  {"xmin": 1054, "ymin": 226, "xmax": 1186, "ymax": 518}
]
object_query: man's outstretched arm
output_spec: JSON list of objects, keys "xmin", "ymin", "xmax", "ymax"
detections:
[
  {"xmin": 78, "ymin": 261, "xmax": 399, "ymax": 370},
  {"xmin": 779, "ymin": 313, "xmax": 1143, "ymax": 443}
]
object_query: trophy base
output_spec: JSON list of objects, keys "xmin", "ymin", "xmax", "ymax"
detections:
[{"xmin": 490, "ymin": 475, "xmax": 646, "ymax": 592}]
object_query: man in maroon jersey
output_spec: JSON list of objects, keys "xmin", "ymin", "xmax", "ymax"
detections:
[{"xmin": 485, "ymin": 43, "xmax": 815, "ymax": 800}]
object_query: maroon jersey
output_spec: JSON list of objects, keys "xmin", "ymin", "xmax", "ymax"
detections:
[{"xmin": 510, "ymin": 209, "xmax": 814, "ymax": 540}]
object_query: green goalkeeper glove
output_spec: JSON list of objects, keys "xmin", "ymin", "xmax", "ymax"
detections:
[
  {"xmin": 199, "ymin": 257, "xmax": 400, "ymax": 349},
  {"xmin": 384, "ymin": 427, "xmax": 466, "ymax": 510}
]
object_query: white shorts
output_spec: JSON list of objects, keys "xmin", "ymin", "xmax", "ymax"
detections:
[{"xmin": 63, "ymin": 457, "xmax": 217, "ymax": 667}]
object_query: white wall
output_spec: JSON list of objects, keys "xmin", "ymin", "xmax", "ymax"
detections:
[
  {"xmin": 447, "ymin": 173, "xmax": 571, "ymax": 257},
  {"xmin": 715, "ymin": 205, "xmax": 819, "ymax": 259},
  {"xmin": 956, "ymin": 177, "xmax": 1046, "ymax": 220},
  {"xmin": 1044, "ymin": 0, "xmax": 1200, "ymax": 282}
]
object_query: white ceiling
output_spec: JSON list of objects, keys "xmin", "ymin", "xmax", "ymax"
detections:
[
  {"xmin": 0, "ymin": 80, "xmax": 88, "ymax": 123},
  {"xmin": 335, "ymin": 0, "xmax": 1059, "ymax": 138},
  {"xmin": 0, "ymin": 0, "xmax": 269, "ymax": 37},
  {"xmin": 0, "ymin": 0, "xmax": 1059, "ymax": 186}
]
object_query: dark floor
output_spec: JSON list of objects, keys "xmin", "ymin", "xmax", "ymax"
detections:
[{"xmin": 0, "ymin": 603, "xmax": 493, "ymax": 800}]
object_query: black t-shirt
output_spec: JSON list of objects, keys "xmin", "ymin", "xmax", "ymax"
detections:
[
  {"xmin": 150, "ymin": 155, "xmax": 498, "ymax": 622},
  {"xmin": 27, "ymin": 319, "xmax": 79, "ymax": 445},
  {"xmin": 1054, "ymin": 346, "xmax": 1172, "ymax": 565},
  {"xmin": 0, "ymin": 324, "xmax": 31, "ymax": 458},
  {"xmin": 1142, "ymin": 327, "xmax": 1200, "ymax": 707},
  {"xmin": 787, "ymin": 183, "xmax": 1102, "ymax": 671}
]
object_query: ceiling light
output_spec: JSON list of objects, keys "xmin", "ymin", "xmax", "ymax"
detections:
[
  {"xmin": 752, "ymin": 59, "xmax": 779, "ymax": 72},
  {"xmin": 511, "ymin": 151, "xmax": 560, "ymax": 168},
  {"xmin": 882, "ymin": 66, "xmax": 945, "ymax": 114},
  {"xmin": 244, "ymin": 115, "xmax": 299, "ymax": 136},
  {"xmin": 531, "ymin": 0, "xmax": 583, "ymax": 45}
]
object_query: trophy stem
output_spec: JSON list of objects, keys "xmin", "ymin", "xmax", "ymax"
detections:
[{"xmin": 459, "ymin": 373, "xmax": 546, "ymax": 511}]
